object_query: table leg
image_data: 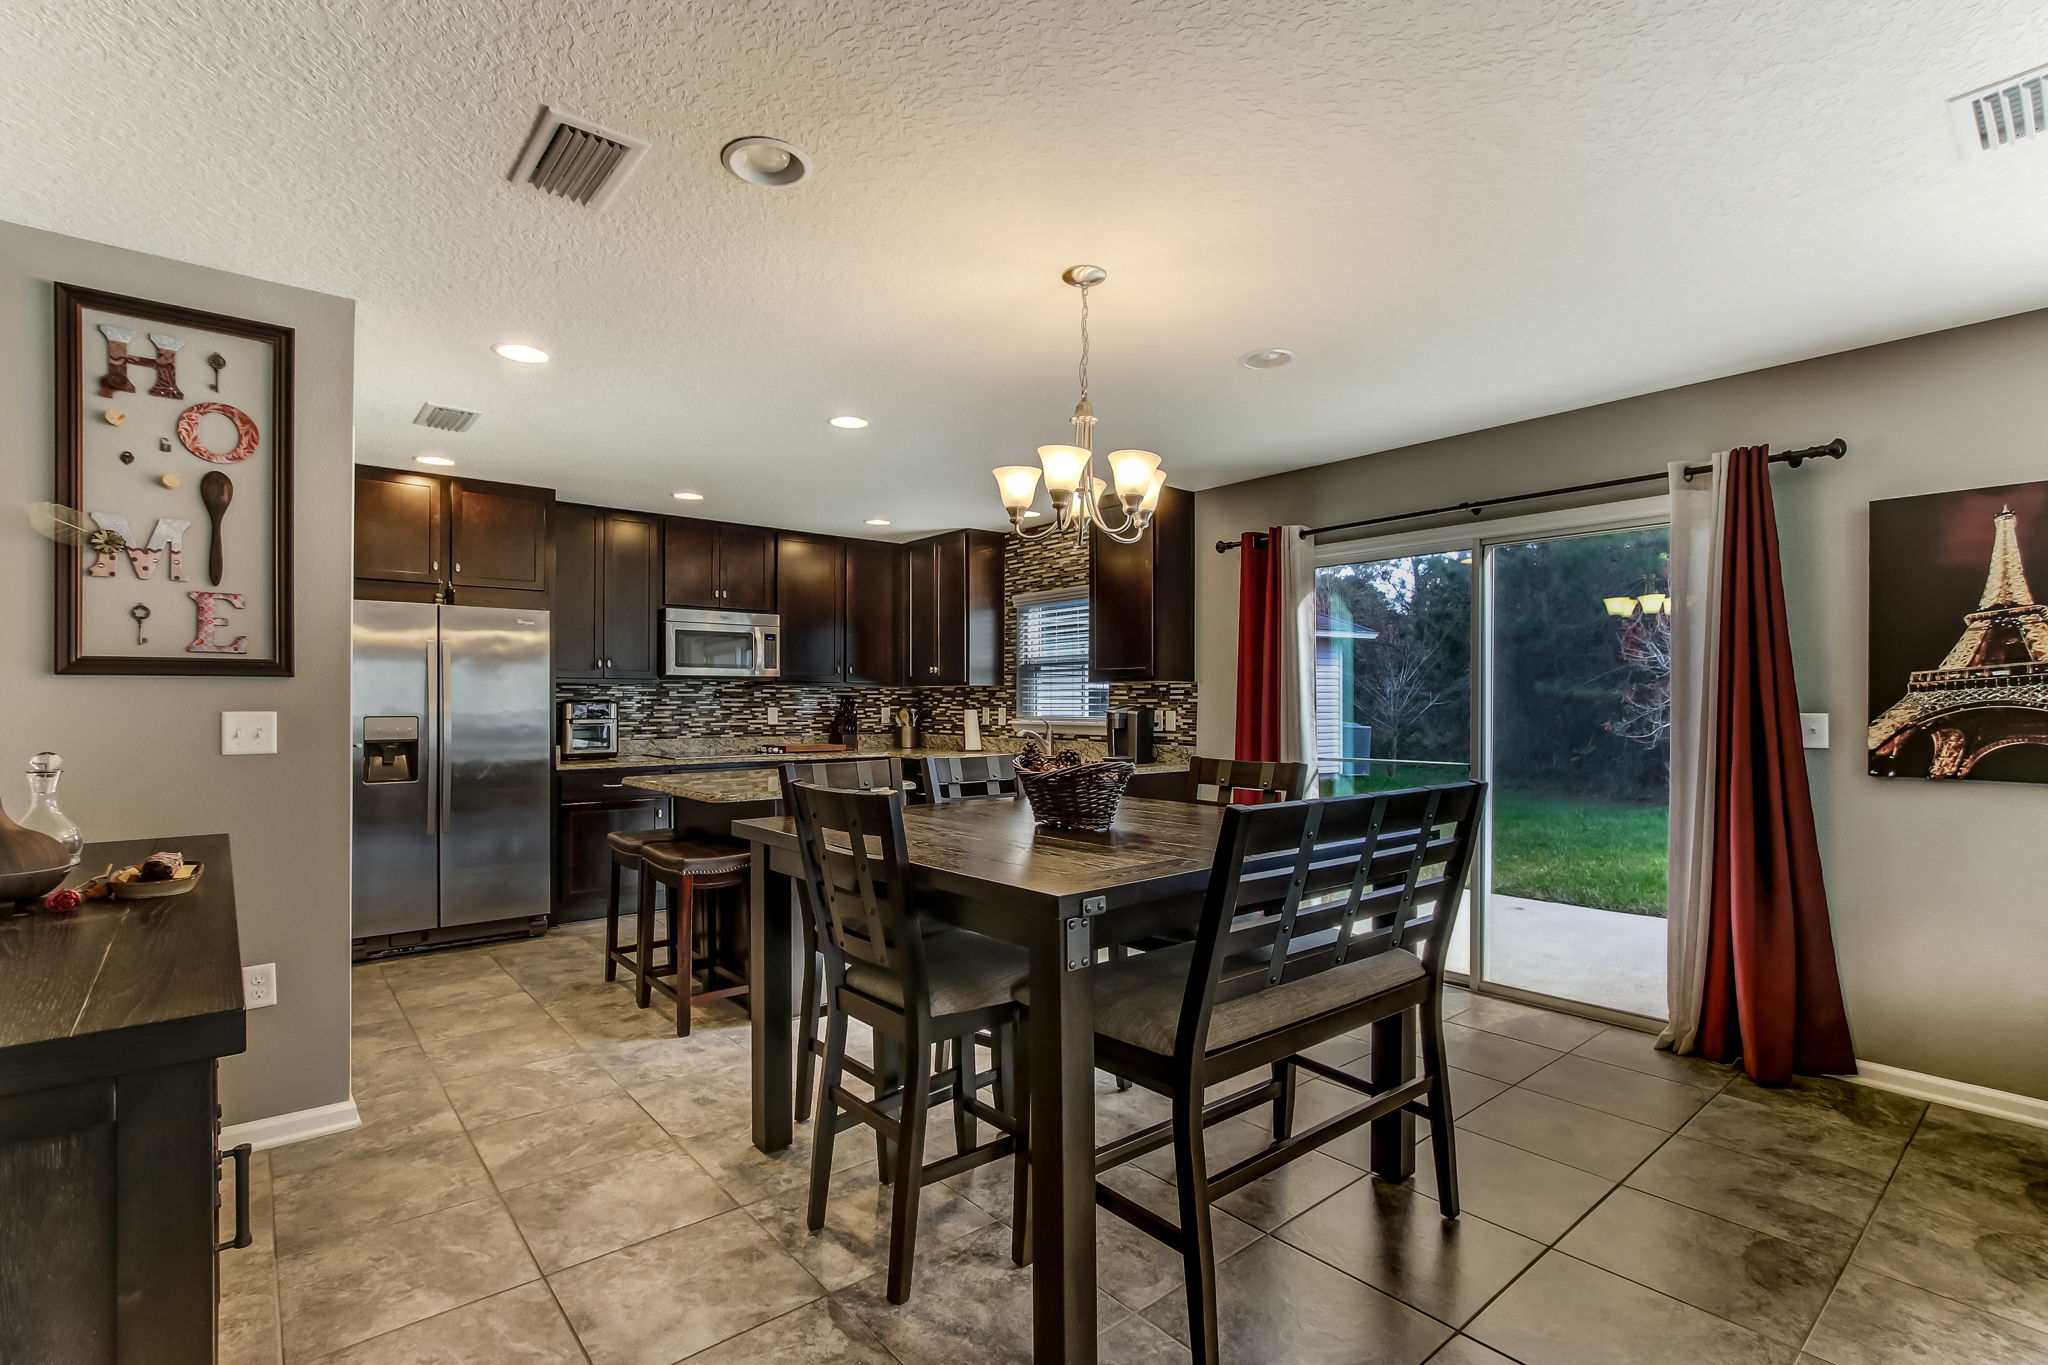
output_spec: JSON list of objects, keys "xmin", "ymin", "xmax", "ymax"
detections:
[
  {"xmin": 1369, "ymin": 1008, "xmax": 1417, "ymax": 1181},
  {"xmin": 749, "ymin": 849, "xmax": 795, "ymax": 1153},
  {"xmin": 1026, "ymin": 915, "xmax": 1097, "ymax": 1365}
]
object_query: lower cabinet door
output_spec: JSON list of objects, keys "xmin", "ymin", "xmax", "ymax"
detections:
[{"xmin": 555, "ymin": 798, "xmax": 670, "ymax": 920}]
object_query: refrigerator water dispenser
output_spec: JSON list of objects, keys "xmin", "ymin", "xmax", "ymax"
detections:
[{"xmin": 362, "ymin": 716, "xmax": 420, "ymax": 783}]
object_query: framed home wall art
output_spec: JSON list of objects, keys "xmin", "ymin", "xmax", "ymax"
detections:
[
  {"xmin": 54, "ymin": 284, "xmax": 295, "ymax": 676},
  {"xmin": 1868, "ymin": 478, "xmax": 2048, "ymax": 784}
]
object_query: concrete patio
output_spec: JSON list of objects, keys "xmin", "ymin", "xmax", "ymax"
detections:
[{"xmin": 1447, "ymin": 896, "xmax": 1667, "ymax": 1019}]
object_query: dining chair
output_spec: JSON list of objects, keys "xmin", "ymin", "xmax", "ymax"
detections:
[
  {"xmin": 1185, "ymin": 755, "xmax": 1313, "ymax": 804},
  {"xmin": 789, "ymin": 781, "xmax": 1028, "ymax": 1303},
  {"xmin": 921, "ymin": 753, "xmax": 1019, "ymax": 803},
  {"xmin": 1019, "ymin": 782, "xmax": 1484, "ymax": 1364},
  {"xmin": 787, "ymin": 759, "xmax": 907, "ymax": 1125}
]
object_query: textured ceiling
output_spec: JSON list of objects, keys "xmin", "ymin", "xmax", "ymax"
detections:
[{"xmin": 7, "ymin": 0, "xmax": 2048, "ymax": 536}]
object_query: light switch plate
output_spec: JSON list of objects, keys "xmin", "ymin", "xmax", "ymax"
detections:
[
  {"xmin": 221, "ymin": 711, "xmax": 278, "ymax": 755},
  {"xmin": 1800, "ymin": 713, "xmax": 1830, "ymax": 749},
  {"xmin": 765, "ymin": 706, "xmax": 780, "ymax": 727}
]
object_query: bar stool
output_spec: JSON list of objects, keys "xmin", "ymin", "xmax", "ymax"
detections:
[
  {"xmin": 636, "ymin": 838, "xmax": 752, "ymax": 1036},
  {"xmin": 604, "ymin": 828, "xmax": 682, "ymax": 986}
]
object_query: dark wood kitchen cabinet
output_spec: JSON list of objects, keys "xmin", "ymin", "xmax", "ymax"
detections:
[
  {"xmin": 904, "ymin": 529, "xmax": 1003, "ymax": 686},
  {"xmin": 664, "ymin": 519, "xmax": 777, "ymax": 612},
  {"xmin": 776, "ymin": 532, "xmax": 846, "ymax": 683},
  {"xmin": 354, "ymin": 466, "xmax": 552, "ymax": 604},
  {"xmin": 843, "ymin": 538, "xmax": 904, "ymax": 685},
  {"xmin": 1090, "ymin": 484, "xmax": 1195, "ymax": 681},
  {"xmin": 555, "ymin": 767, "xmax": 675, "ymax": 920},
  {"xmin": 0, "ymin": 834, "xmax": 247, "ymax": 1365},
  {"xmin": 554, "ymin": 504, "xmax": 662, "ymax": 680}
]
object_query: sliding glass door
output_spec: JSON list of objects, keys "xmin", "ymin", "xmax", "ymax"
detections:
[{"xmin": 1313, "ymin": 503, "xmax": 1671, "ymax": 1021}]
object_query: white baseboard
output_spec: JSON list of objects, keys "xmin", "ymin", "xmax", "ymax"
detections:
[
  {"xmin": 1843, "ymin": 1061, "xmax": 2048, "ymax": 1131},
  {"xmin": 220, "ymin": 1098, "xmax": 361, "ymax": 1151}
]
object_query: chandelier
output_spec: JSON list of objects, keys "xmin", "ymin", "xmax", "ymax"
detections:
[{"xmin": 992, "ymin": 266, "xmax": 1167, "ymax": 545}]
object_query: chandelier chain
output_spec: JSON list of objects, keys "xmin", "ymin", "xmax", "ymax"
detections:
[{"xmin": 1077, "ymin": 284, "xmax": 1091, "ymax": 403}]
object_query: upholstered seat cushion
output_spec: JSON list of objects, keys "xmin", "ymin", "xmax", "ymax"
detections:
[
  {"xmin": 606, "ymin": 828, "xmax": 680, "ymax": 860},
  {"xmin": 639, "ymin": 838, "xmax": 751, "ymax": 879},
  {"xmin": 844, "ymin": 930, "xmax": 1029, "ymax": 1020},
  {"xmin": 1020, "ymin": 942, "xmax": 1425, "ymax": 1057}
]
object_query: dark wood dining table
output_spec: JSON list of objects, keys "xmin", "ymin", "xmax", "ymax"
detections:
[{"xmin": 734, "ymin": 795, "xmax": 1421, "ymax": 1365}]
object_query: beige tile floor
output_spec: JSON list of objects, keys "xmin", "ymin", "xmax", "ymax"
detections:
[{"xmin": 219, "ymin": 919, "xmax": 2048, "ymax": 1365}]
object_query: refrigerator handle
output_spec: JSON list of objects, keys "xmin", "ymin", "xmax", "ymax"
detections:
[
  {"xmin": 423, "ymin": 635, "xmax": 440, "ymax": 835},
  {"xmin": 438, "ymin": 639, "xmax": 455, "ymax": 834}
]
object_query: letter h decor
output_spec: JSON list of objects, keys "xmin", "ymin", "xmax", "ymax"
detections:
[{"xmin": 96, "ymin": 323, "xmax": 184, "ymax": 399}]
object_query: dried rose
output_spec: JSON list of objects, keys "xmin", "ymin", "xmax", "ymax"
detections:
[{"xmin": 43, "ymin": 888, "xmax": 82, "ymax": 914}]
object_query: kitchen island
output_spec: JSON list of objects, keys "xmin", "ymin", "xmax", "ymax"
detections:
[{"xmin": 622, "ymin": 750, "xmax": 1190, "ymax": 805}]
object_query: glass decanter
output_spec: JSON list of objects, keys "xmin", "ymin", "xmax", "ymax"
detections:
[{"xmin": 20, "ymin": 752, "xmax": 83, "ymax": 864}]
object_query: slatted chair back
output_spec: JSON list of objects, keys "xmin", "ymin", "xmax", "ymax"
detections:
[
  {"xmin": 1175, "ymin": 782, "xmax": 1485, "ymax": 1059},
  {"xmin": 1186, "ymin": 756, "xmax": 1313, "ymax": 805},
  {"xmin": 923, "ymin": 754, "xmax": 1018, "ymax": 803},
  {"xmin": 781, "ymin": 756, "xmax": 906, "ymax": 795},
  {"xmin": 787, "ymin": 782, "xmax": 930, "ymax": 998}
]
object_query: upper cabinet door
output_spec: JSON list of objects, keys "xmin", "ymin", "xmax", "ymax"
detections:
[
  {"xmin": 776, "ymin": 533, "xmax": 846, "ymax": 682},
  {"xmin": 1089, "ymin": 485, "xmax": 1195, "ymax": 681},
  {"xmin": 717, "ymin": 525, "xmax": 778, "ymax": 612},
  {"xmin": 552, "ymin": 503, "xmax": 604, "ymax": 679},
  {"xmin": 449, "ymin": 480, "xmax": 551, "ymax": 592},
  {"xmin": 601, "ymin": 512, "xmax": 663, "ymax": 679},
  {"xmin": 905, "ymin": 539, "xmax": 937, "ymax": 680},
  {"xmin": 663, "ymin": 517, "xmax": 719, "ymax": 608},
  {"xmin": 844, "ymin": 539, "xmax": 903, "ymax": 686},
  {"xmin": 355, "ymin": 468, "xmax": 443, "ymax": 584}
]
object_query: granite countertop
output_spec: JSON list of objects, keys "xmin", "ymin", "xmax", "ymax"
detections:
[{"xmin": 623, "ymin": 751, "xmax": 1188, "ymax": 804}]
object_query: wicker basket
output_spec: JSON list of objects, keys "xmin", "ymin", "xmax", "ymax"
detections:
[{"xmin": 1016, "ymin": 759, "xmax": 1137, "ymax": 833}]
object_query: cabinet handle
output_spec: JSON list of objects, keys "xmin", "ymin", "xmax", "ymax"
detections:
[
  {"xmin": 600, "ymin": 782, "xmax": 626, "ymax": 789},
  {"xmin": 217, "ymin": 1142, "xmax": 254, "ymax": 1252},
  {"xmin": 454, "ymin": 563, "xmax": 461, "ymax": 573}
]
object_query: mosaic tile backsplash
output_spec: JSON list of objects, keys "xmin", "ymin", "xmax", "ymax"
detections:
[{"xmin": 557, "ymin": 529, "xmax": 1198, "ymax": 756}]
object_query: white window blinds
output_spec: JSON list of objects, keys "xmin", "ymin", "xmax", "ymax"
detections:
[{"xmin": 1015, "ymin": 590, "xmax": 1108, "ymax": 721}]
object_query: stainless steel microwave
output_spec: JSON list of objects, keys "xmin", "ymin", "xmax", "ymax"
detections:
[{"xmin": 663, "ymin": 608, "xmax": 780, "ymax": 678}]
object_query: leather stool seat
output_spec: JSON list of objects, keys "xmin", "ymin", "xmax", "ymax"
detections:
[
  {"xmin": 607, "ymin": 828, "xmax": 681, "ymax": 860},
  {"xmin": 640, "ymin": 838, "xmax": 750, "ymax": 881}
]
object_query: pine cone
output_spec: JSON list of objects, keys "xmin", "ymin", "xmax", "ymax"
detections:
[{"xmin": 1018, "ymin": 740, "xmax": 1047, "ymax": 771}]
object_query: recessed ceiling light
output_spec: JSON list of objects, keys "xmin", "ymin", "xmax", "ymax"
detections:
[
  {"xmin": 722, "ymin": 137, "xmax": 810, "ymax": 187},
  {"xmin": 673, "ymin": 491, "xmax": 704, "ymax": 501},
  {"xmin": 865, "ymin": 518, "xmax": 891, "ymax": 526},
  {"xmin": 829, "ymin": 415, "xmax": 868, "ymax": 429},
  {"xmin": 1239, "ymin": 348, "xmax": 1294, "ymax": 369},
  {"xmin": 414, "ymin": 454, "xmax": 455, "ymax": 467},
  {"xmin": 493, "ymin": 342, "xmax": 550, "ymax": 364}
]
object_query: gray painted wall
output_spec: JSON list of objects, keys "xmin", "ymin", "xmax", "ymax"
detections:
[
  {"xmin": 0, "ymin": 221, "xmax": 355, "ymax": 1126},
  {"xmin": 1195, "ymin": 307, "xmax": 2048, "ymax": 1101}
]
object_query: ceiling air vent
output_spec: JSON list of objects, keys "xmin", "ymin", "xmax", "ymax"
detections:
[
  {"xmin": 510, "ymin": 107, "xmax": 649, "ymax": 209},
  {"xmin": 413, "ymin": 402, "xmax": 481, "ymax": 433},
  {"xmin": 1950, "ymin": 65, "xmax": 2048, "ymax": 156}
]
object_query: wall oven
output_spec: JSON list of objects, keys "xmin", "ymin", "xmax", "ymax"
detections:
[{"xmin": 663, "ymin": 608, "xmax": 780, "ymax": 678}]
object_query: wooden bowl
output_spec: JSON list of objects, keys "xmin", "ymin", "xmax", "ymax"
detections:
[{"xmin": 107, "ymin": 863, "xmax": 204, "ymax": 900}]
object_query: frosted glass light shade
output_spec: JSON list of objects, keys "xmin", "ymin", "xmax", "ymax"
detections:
[
  {"xmin": 1637, "ymin": 593, "xmax": 1670, "ymax": 615},
  {"xmin": 1139, "ymin": 470, "xmax": 1167, "ymax": 513},
  {"xmin": 1603, "ymin": 596, "xmax": 1637, "ymax": 617},
  {"xmin": 1037, "ymin": 445, "xmax": 1089, "ymax": 494},
  {"xmin": 1109, "ymin": 449, "xmax": 1162, "ymax": 498},
  {"xmin": 993, "ymin": 465, "xmax": 1042, "ymax": 510}
]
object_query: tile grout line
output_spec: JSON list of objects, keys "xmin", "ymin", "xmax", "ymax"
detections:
[{"xmin": 1794, "ymin": 1100, "xmax": 1932, "ymax": 1362}]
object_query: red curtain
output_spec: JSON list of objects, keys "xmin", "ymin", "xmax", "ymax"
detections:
[
  {"xmin": 1235, "ymin": 529, "xmax": 1286, "ymax": 762},
  {"xmin": 1697, "ymin": 448, "xmax": 1856, "ymax": 1082}
]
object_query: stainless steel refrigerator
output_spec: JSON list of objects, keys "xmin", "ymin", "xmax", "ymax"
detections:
[{"xmin": 351, "ymin": 601, "xmax": 552, "ymax": 953}]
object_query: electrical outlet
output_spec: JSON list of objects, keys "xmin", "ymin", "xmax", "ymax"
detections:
[
  {"xmin": 1800, "ymin": 713, "xmax": 1830, "ymax": 749},
  {"xmin": 766, "ymin": 706, "xmax": 780, "ymax": 727},
  {"xmin": 242, "ymin": 963, "xmax": 278, "ymax": 1009},
  {"xmin": 221, "ymin": 711, "xmax": 278, "ymax": 755}
]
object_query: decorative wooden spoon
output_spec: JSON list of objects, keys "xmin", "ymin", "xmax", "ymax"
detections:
[{"xmin": 200, "ymin": 471, "xmax": 233, "ymax": 586}]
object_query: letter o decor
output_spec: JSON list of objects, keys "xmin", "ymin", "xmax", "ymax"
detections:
[{"xmin": 176, "ymin": 402, "xmax": 260, "ymax": 463}]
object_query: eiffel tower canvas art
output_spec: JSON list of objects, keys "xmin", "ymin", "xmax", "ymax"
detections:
[{"xmin": 1868, "ymin": 480, "xmax": 2048, "ymax": 783}]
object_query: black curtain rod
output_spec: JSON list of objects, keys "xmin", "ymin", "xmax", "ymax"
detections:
[{"xmin": 1213, "ymin": 439, "xmax": 1848, "ymax": 553}]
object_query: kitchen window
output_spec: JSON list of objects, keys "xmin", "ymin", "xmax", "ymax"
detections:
[{"xmin": 1014, "ymin": 588, "xmax": 1108, "ymax": 726}]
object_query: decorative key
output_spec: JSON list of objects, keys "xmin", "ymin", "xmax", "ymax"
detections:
[
  {"xmin": 207, "ymin": 353, "xmax": 225, "ymax": 392},
  {"xmin": 130, "ymin": 603, "xmax": 151, "ymax": 644}
]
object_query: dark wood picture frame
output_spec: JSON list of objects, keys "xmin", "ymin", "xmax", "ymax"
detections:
[{"xmin": 54, "ymin": 284, "xmax": 295, "ymax": 677}]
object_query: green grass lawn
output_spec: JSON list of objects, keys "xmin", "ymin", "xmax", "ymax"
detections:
[
  {"xmin": 1492, "ymin": 790, "xmax": 1667, "ymax": 916},
  {"xmin": 1322, "ymin": 770, "xmax": 1667, "ymax": 916}
]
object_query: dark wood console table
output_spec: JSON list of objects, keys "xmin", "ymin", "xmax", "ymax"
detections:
[{"xmin": 0, "ymin": 833, "xmax": 248, "ymax": 1365}]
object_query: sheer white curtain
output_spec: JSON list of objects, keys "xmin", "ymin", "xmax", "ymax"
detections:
[
  {"xmin": 1275, "ymin": 525, "xmax": 1318, "ymax": 769},
  {"xmin": 1658, "ymin": 456, "xmax": 1726, "ymax": 1054}
]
